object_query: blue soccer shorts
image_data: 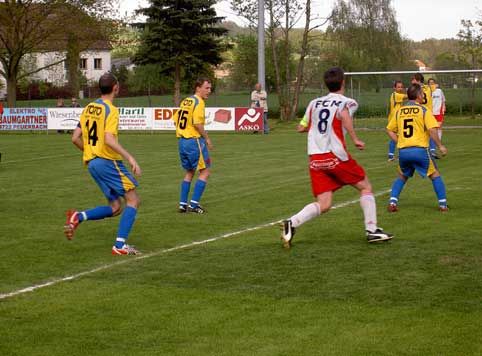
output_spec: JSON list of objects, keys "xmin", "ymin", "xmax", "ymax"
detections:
[
  {"xmin": 398, "ymin": 147, "xmax": 437, "ymax": 178},
  {"xmin": 178, "ymin": 137, "xmax": 211, "ymax": 171},
  {"xmin": 88, "ymin": 157, "xmax": 138, "ymax": 202}
]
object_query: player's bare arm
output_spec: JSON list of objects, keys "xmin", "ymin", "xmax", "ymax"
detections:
[
  {"xmin": 297, "ymin": 124, "xmax": 308, "ymax": 132},
  {"xmin": 71, "ymin": 126, "xmax": 84, "ymax": 151},
  {"xmin": 386, "ymin": 129, "xmax": 398, "ymax": 143},
  {"xmin": 105, "ymin": 132, "xmax": 142, "ymax": 176},
  {"xmin": 428, "ymin": 128, "xmax": 447, "ymax": 156},
  {"xmin": 194, "ymin": 123, "xmax": 213, "ymax": 150},
  {"xmin": 340, "ymin": 108, "xmax": 364, "ymax": 150}
]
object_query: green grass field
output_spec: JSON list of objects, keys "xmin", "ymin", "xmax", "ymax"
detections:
[{"xmin": 1, "ymin": 122, "xmax": 481, "ymax": 355}]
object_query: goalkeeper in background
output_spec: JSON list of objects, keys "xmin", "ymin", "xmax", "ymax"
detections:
[{"xmin": 387, "ymin": 80, "xmax": 407, "ymax": 161}]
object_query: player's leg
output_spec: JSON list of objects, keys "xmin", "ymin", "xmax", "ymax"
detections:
[
  {"xmin": 352, "ymin": 177, "xmax": 393, "ymax": 242},
  {"xmin": 188, "ymin": 138, "xmax": 211, "ymax": 213},
  {"xmin": 429, "ymin": 170, "xmax": 448, "ymax": 211},
  {"xmin": 112, "ymin": 188, "xmax": 141, "ymax": 255},
  {"xmin": 179, "ymin": 170, "xmax": 195, "ymax": 213},
  {"xmin": 263, "ymin": 112, "xmax": 269, "ymax": 134},
  {"xmin": 388, "ymin": 173, "xmax": 408, "ymax": 212},
  {"xmin": 64, "ymin": 158, "xmax": 121, "ymax": 240},
  {"xmin": 388, "ymin": 139, "xmax": 396, "ymax": 161}
]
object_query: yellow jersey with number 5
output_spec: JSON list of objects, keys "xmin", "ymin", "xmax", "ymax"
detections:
[
  {"xmin": 173, "ymin": 95, "xmax": 205, "ymax": 138},
  {"xmin": 79, "ymin": 98, "xmax": 122, "ymax": 163},
  {"xmin": 387, "ymin": 101, "xmax": 439, "ymax": 149}
]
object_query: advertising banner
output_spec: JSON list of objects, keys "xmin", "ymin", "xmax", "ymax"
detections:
[
  {"xmin": 152, "ymin": 107, "xmax": 237, "ymax": 131},
  {"xmin": 47, "ymin": 108, "xmax": 82, "ymax": 130},
  {"xmin": 119, "ymin": 107, "xmax": 152, "ymax": 130},
  {"xmin": 234, "ymin": 108, "xmax": 264, "ymax": 132},
  {"xmin": 0, "ymin": 108, "xmax": 48, "ymax": 130}
]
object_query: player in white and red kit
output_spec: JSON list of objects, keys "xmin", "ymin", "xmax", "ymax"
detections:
[
  {"xmin": 280, "ymin": 67, "xmax": 393, "ymax": 247},
  {"xmin": 427, "ymin": 78, "xmax": 445, "ymax": 142}
]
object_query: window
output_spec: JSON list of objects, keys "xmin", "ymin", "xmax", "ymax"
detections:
[
  {"xmin": 94, "ymin": 58, "xmax": 102, "ymax": 70},
  {"xmin": 79, "ymin": 58, "xmax": 87, "ymax": 70}
]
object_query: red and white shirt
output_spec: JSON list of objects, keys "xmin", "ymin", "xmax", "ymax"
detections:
[{"xmin": 300, "ymin": 93, "xmax": 358, "ymax": 161}]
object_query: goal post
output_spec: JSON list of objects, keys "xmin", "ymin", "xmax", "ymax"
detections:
[{"xmin": 344, "ymin": 69, "xmax": 482, "ymax": 119}]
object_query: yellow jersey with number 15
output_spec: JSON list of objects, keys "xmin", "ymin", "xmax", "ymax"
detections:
[
  {"xmin": 79, "ymin": 98, "xmax": 122, "ymax": 163},
  {"xmin": 173, "ymin": 95, "xmax": 205, "ymax": 139},
  {"xmin": 387, "ymin": 101, "xmax": 439, "ymax": 149}
]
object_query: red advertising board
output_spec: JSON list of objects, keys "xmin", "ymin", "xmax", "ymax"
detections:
[{"xmin": 234, "ymin": 108, "xmax": 264, "ymax": 132}]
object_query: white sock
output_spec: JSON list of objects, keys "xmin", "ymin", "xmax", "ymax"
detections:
[
  {"xmin": 290, "ymin": 202, "xmax": 321, "ymax": 228},
  {"xmin": 438, "ymin": 129, "xmax": 442, "ymax": 140},
  {"xmin": 360, "ymin": 193, "xmax": 377, "ymax": 232}
]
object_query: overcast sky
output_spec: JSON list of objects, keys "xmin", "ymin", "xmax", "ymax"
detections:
[{"xmin": 119, "ymin": 0, "xmax": 481, "ymax": 41}]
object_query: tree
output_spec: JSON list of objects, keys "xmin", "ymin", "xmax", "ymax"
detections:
[
  {"xmin": 231, "ymin": 0, "xmax": 329, "ymax": 120},
  {"xmin": 327, "ymin": 0, "xmax": 409, "ymax": 89},
  {"xmin": 0, "ymin": 1, "xmax": 117, "ymax": 106},
  {"xmin": 127, "ymin": 64, "xmax": 170, "ymax": 106},
  {"xmin": 457, "ymin": 19, "xmax": 482, "ymax": 118},
  {"xmin": 135, "ymin": 0, "xmax": 228, "ymax": 105}
]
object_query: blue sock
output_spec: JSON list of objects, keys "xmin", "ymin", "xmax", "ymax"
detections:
[
  {"xmin": 388, "ymin": 140, "xmax": 396, "ymax": 157},
  {"xmin": 432, "ymin": 176, "xmax": 447, "ymax": 207},
  {"xmin": 79, "ymin": 206, "xmax": 113, "ymax": 222},
  {"xmin": 180, "ymin": 180, "xmax": 191, "ymax": 207},
  {"xmin": 429, "ymin": 138, "xmax": 436, "ymax": 152},
  {"xmin": 389, "ymin": 178, "xmax": 406, "ymax": 204},
  {"xmin": 115, "ymin": 206, "xmax": 137, "ymax": 248},
  {"xmin": 190, "ymin": 180, "xmax": 207, "ymax": 208}
]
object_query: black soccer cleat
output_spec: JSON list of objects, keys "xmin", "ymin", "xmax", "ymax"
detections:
[
  {"xmin": 188, "ymin": 205, "xmax": 206, "ymax": 214},
  {"xmin": 178, "ymin": 205, "xmax": 188, "ymax": 213},
  {"xmin": 366, "ymin": 228, "xmax": 393, "ymax": 243},
  {"xmin": 280, "ymin": 219, "xmax": 296, "ymax": 248}
]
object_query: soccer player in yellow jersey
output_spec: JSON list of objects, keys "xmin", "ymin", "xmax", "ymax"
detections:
[
  {"xmin": 411, "ymin": 72, "xmax": 438, "ymax": 158},
  {"xmin": 174, "ymin": 77, "xmax": 213, "ymax": 214},
  {"xmin": 387, "ymin": 80, "xmax": 407, "ymax": 161},
  {"xmin": 386, "ymin": 83, "xmax": 448, "ymax": 212},
  {"xmin": 64, "ymin": 73, "xmax": 142, "ymax": 255}
]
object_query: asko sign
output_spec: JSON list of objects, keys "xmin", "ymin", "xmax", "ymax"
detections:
[{"xmin": 234, "ymin": 108, "xmax": 264, "ymax": 131}]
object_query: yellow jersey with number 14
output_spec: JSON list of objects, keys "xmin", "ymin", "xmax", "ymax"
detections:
[
  {"xmin": 387, "ymin": 101, "xmax": 439, "ymax": 149},
  {"xmin": 173, "ymin": 95, "xmax": 205, "ymax": 139},
  {"xmin": 79, "ymin": 98, "xmax": 122, "ymax": 163}
]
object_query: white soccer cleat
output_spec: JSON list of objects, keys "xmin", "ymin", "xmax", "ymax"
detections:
[{"xmin": 366, "ymin": 228, "xmax": 393, "ymax": 243}]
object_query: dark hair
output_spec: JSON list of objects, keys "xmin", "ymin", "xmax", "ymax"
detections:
[
  {"xmin": 324, "ymin": 67, "xmax": 344, "ymax": 92},
  {"xmin": 194, "ymin": 77, "xmax": 211, "ymax": 90},
  {"xmin": 407, "ymin": 83, "xmax": 422, "ymax": 100},
  {"xmin": 393, "ymin": 80, "xmax": 403, "ymax": 87},
  {"xmin": 412, "ymin": 72, "xmax": 424, "ymax": 83},
  {"xmin": 99, "ymin": 72, "xmax": 118, "ymax": 95},
  {"xmin": 427, "ymin": 78, "xmax": 436, "ymax": 84}
]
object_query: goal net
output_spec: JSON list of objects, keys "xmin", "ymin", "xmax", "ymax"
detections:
[{"xmin": 344, "ymin": 69, "xmax": 482, "ymax": 121}]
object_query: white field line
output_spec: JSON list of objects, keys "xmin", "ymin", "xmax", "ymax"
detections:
[{"xmin": 0, "ymin": 189, "xmax": 390, "ymax": 301}]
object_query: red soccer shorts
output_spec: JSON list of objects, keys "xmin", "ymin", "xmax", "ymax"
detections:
[
  {"xmin": 434, "ymin": 114, "xmax": 444, "ymax": 126},
  {"xmin": 309, "ymin": 152, "xmax": 366, "ymax": 196}
]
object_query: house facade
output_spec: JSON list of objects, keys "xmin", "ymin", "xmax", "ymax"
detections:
[{"xmin": 0, "ymin": 44, "xmax": 111, "ymax": 100}]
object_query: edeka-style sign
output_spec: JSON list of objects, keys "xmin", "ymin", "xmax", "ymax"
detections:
[
  {"xmin": 234, "ymin": 108, "xmax": 264, "ymax": 131},
  {"xmin": 1, "ymin": 108, "xmax": 48, "ymax": 130},
  {"xmin": 152, "ymin": 107, "xmax": 236, "ymax": 131}
]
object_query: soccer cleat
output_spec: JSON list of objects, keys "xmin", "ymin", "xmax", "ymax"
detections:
[
  {"xmin": 64, "ymin": 210, "xmax": 80, "ymax": 240},
  {"xmin": 188, "ymin": 205, "xmax": 206, "ymax": 214},
  {"xmin": 387, "ymin": 156, "xmax": 395, "ymax": 162},
  {"xmin": 387, "ymin": 203, "xmax": 398, "ymax": 213},
  {"xmin": 439, "ymin": 205, "xmax": 449, "ymax": 212},
  {"xmin": 366, "ymin": 228, "xmax": 393, "ymax": 243},
  {"xmin": 178, "ymin": 205, "xmax": 187, "ymax": 213},
  {"xmin": 112, "ymin": 244, "xmax": 140, "ymax": 255},
  {"xmin": 280, "ymin": 219, "xmax": 295, "ymax": 248}
]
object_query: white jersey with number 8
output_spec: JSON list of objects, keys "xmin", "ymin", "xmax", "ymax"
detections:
[{"xmin": 301, "ymin": 93, "xmax": 358, "ymax": 161}]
